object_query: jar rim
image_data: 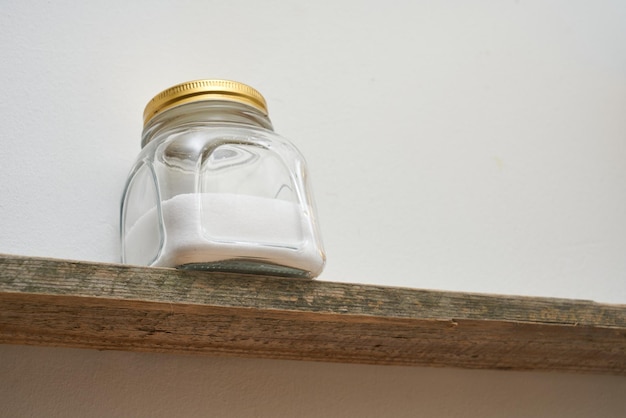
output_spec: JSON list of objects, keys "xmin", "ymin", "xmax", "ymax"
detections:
[{"xmin": 143, "ymin": 79, "xmax": 268, "ymax": 126}]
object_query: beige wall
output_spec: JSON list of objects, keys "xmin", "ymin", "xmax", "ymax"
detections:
[{"xmin": 2, "ymin": 345, "xmax": 625, "ymax": 417}]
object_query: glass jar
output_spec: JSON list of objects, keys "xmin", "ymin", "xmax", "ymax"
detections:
[{"xmin": 120, "ymin": 79, "xmax": 325, "ymax": 278}]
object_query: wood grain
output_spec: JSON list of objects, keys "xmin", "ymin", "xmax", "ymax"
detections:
[{"xmin": 1, "ymin": 254, "xmax": 625, "ymax": 374}]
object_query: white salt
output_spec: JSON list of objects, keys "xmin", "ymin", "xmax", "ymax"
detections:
[{"xmin": 125, "ymin": 193, "xmax": 323, "ymax": 275}]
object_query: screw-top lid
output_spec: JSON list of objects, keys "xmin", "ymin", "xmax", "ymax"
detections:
[{"xmin": 143, "ymin": 79, "xmax": 268, "ymax": 126}]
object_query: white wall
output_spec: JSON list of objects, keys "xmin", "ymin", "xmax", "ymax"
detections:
[{"xmin": 1, "ymin": 1, "xmax": 625, "ymax": 416}]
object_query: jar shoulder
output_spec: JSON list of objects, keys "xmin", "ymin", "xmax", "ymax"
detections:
[{"xmin": 137, "ymin": 124, "xmax": 304, "ymax": 161}]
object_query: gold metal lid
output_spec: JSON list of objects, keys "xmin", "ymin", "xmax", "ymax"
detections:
[{"xmin": 143, "ymin": 79, "xmax": 268, "ymax": 126}]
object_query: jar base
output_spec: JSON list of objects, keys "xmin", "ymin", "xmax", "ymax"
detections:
[{"xmin": 177, "ymin": 259, "xmax": 312, "ymax": 279}]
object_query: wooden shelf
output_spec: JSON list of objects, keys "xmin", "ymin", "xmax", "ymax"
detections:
[{"xmin": 1, "ymin": 254, "xmax": 625, "ymax": 375}]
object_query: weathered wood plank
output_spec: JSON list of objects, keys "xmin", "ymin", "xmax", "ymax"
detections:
[{"xmin": 0, "ymin": 254, "xmax": 625, "ymax": 374}]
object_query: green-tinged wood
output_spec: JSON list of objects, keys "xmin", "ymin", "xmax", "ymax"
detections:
[{"xmin": 0, "ymin": 254, "xmax": 625, "ymax": 374}]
